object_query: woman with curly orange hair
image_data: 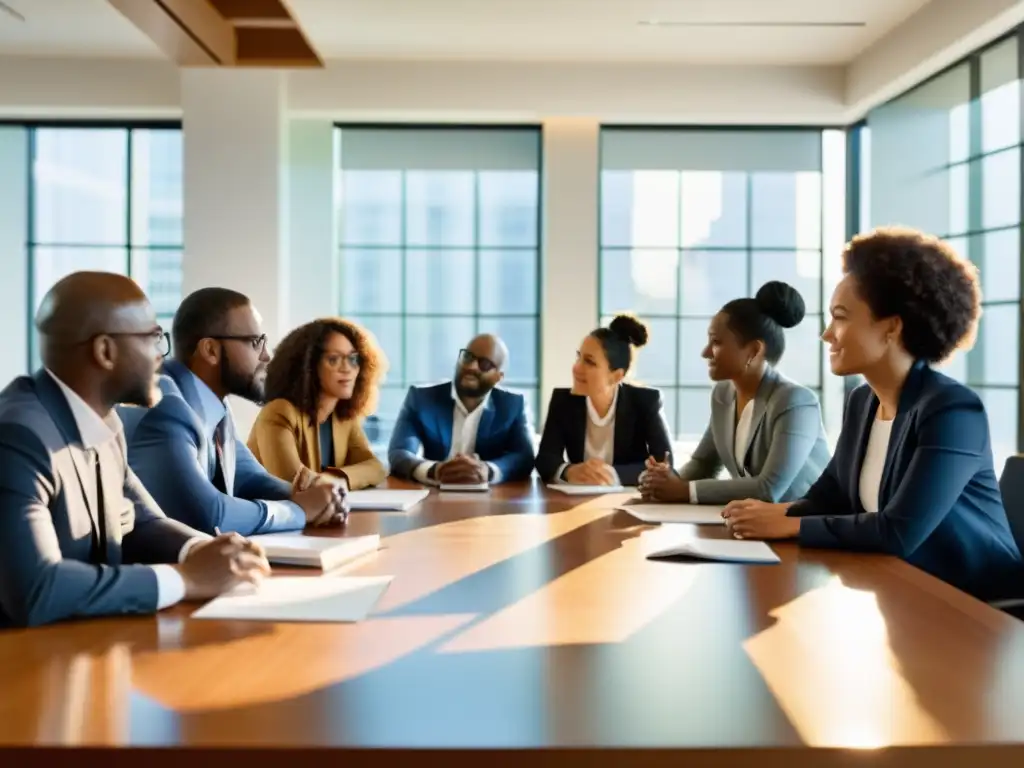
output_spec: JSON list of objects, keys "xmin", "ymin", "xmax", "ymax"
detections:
[{"xmin": 248, "ymin": 318, "xmax": 388, "ymax": 489}]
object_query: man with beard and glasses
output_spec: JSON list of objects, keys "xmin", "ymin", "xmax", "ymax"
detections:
[
  {"xmin": 127, "ymin": 288, "xmax": 347, "ymax": 536},
  {"xmin": 0, "ymin": 273, "xmax": 271, "ymax": 628},
  {"xmin": 387, "ymin": 334, "xmax": 535, "ymax": 485}
]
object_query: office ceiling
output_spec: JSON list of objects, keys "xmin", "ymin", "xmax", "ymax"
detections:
[
  {"xmin": 288, "ymin": 0, "xmax": 935, "ymax": 64},
  {"xmin": 0, "ymin": 0, "xmax": 934, "ymax": 64}
]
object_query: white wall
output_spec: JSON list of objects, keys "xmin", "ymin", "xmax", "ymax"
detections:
[{"xmin": 540, "ymin": 118, "xmax": 599, "ymax": 418}]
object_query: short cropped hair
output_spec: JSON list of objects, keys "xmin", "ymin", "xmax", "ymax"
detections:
[
  {"xmin": 842, "ymin": 227, "xmax": 981, "ymax": 363},
  {"xmin": 172, "ymin": 287, "xmax": 250, "ymax": 361}
]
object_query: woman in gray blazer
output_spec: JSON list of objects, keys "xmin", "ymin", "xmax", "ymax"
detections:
[{"xmin": 641, "ymin": 281, "xmax": 830, "ymax": 505}]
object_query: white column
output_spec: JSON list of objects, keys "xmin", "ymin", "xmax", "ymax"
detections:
[
  {"xmin": 181, "ymin": 69, "xmax": 290, "ymax": 341},
  {"xmin": 287, "ymin": 119, "xmax": 338, "ymax": 327},
  {"xmin": 181, "ymin": 70, "xmax": 290, "ymax": 438},
  {"xmin": 540, "ymin": 118, "xmax": 600, "ymax": 420},
  {"xmin": 0, "ymin": 127, "xmax": 29, "ymax": 384}
]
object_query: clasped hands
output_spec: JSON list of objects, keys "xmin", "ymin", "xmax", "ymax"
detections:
[
  {"xmin": 564, "ymin": 458, "xmax": 617, "ymax": 485},
  {"xmin": 434, "ymin": 453, "xmax": 489, "ymax": 484},
  {"xmin": 291, "ymin": 466, "xmax": 350, "ymax": 527},
  {"xmin": 638, "ymin": 453, "xmax": 688, "ymax": 502},
  {"xmin": 721, "ymin": 499, "xmax": 799, "ymax": 540}
]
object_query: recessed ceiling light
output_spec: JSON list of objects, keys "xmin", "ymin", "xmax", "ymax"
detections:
[{"xmin": 637, "ymin": 19, "xmax": 865, "ymax": 28}]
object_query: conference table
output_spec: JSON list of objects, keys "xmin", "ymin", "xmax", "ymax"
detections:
[{"xmin": 2, "ymin": 480, "xmax": 1024, "ymax": 766}]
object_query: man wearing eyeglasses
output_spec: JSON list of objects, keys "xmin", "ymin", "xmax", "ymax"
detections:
[
  {"xmin": 0, "ymin": 273, "xmax": 271, "ymax": 628},
  {"xmin": 127, "ymin": 288, "xmax": 347, "ymax": 537},
  {"xmin": 388, "ymin": 334, "xmax": 535, "ymax": 485}
]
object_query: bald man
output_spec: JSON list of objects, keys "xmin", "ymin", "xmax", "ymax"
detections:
[
  {"xmin": 0, "ymin": 272, "xmax": 270, "ymax": 628},
  {"xmin": 387, "ymin": 335, "xmax": 535, "ymax": 485}
]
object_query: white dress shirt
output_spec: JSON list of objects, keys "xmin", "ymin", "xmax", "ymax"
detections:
[
  {"xmin": 47, "ymin": 371, "xmax": 201, "ymax": 611},
  {"xmin": 413, "ymin": 384, "xmax": 501, "ymax": 484},
  {"xmin": 858, "ymin": 416, "xmax": 894, "ymax": 514},
  {"xmin": 689, "ymin": 399, "xmax": 754, "ymax": 504},
  {"xmin": 557, "ymin": 386, "xmax": 621, "ymax": 484}
]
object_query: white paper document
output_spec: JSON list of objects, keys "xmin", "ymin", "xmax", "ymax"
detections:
[
  {"xmin": 439, "ymin": 482, "xmax": 490, "ymax": 492},
  {"xmin": 191, "ymin": 575, "xmax": 393, "ymax": 623},
  {"xmin": 248, "ymin": 533, "xmax": 380, "ymax": 571},
  {"xmin": 641, "ymin": 527, "xmax": 780, "ymax": 564},
  {"xmin": 617, "ymin": 503, "xmax": 726, "ymax": 525},
  {"xmin": 346, "ymin": 489, "xmax": 430, "ymax": 511},
  {"xmin": 547, "ymin": 484, "xmax": 630, "ymax": 496}
]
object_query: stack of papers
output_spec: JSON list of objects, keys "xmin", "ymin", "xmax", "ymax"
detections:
[
  {"xmin": 547, "ymin": 484, "xmax": 629, "ymax": 496},
  {"xmin": 346, "ymin": 489, "xmax": 430, "ymax": 511},
  {"xmin": 439, "ymin": 482, "xmax": 490, "ymax": 492},
  {"xmin": 640, "ymin": 526, "xmax": 780, "ymax": 564},
  {"xmin": 248, "ymin": 533, "xmax": 380, "ymax": 571},
  {"xmin": 617, "ymin": 503, "xmax": 726, "ymax": 525},
  {"xmin": 191, "ymin": 575, "xmax": 393, "ymax": 623}
]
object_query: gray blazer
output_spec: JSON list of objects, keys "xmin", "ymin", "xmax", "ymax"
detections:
[
  {"xmin": 678, "ymin": 367, "xmax": 831, "ymax": 505},
  {"xmin": 0, "ymin": 372, "xmax": 198, "ymax": 628}
]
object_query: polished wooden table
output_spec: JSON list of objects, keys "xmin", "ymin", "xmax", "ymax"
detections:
[{"xmin": 2, "ymin": 481, "xmax": 1024, "ymax": 766}]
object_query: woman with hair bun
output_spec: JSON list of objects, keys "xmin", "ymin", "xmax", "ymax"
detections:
[
  {"xmin": 722, "ymin": 228, "xmax": 1023, "ymax": 602},
  {"xmin": 536, "ymin": 314, "xmax": 673, "ymax": 486},
  {"xmin": 641, "ymin": 281, "xmax": 830, "ymax": 505}
]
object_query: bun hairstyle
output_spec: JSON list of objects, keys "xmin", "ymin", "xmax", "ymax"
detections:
[
  {"xmin": 591, "ymin": 313, "xmax": 649, "ymax": 373},
  {"xmin": 720, "ymin": 281, "xmax": 806, "ymax": 366}
]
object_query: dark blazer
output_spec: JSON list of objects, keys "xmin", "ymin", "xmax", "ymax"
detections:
[
  {"xmin": 0, "ymin": 372, "xmax": 197, "ymax": 628},
  {"xmin": 536, "ymin": 383, "xmax": 673, "ymax": 486},
  {"xmin": 679, "ymin": 366, "xmax": 831, "ymax": 504},
  {"xmin": 387, "ymin": 382, "xmax": 535, "ymax": 483},
  {"xmin": 789, "ymin": 361, "xmax": 1024, "ymax": 602},
  {"xmin": 126, "ymin": 360, "xmax": 303, "ymax": 536}
]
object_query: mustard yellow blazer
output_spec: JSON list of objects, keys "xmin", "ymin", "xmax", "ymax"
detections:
[{"xmin": 247, "ymin": 398, "xmax": 386, "ymax": 490}]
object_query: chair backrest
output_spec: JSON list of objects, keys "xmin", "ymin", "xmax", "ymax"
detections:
[{"xmin": 998, "ymin": 456, "xmax": 1024, "ymax": 555}]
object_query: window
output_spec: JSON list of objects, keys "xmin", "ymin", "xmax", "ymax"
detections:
[
  {"xmin": 864, "ymin": 35, "xmax": 1022, "ymax": 467},
  {"xmin": 28, "ymin": 125, "xmax": 183, "ymax": 367},
  {"xmin": 599, "ymin": 128, "xmax": 843, "ymax": 448},
  {"xmin": 336, "ymin": 127, "xmax": 542, "ymax": 446}
]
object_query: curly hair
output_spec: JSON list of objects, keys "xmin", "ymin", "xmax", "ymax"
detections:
[
  {"xmin": 842, "ymin": 226, "xmax": 981, "ymax": 363},
  {"xmin": 264, "ymin": 318, "xmax": 387, "ymax": 424}
]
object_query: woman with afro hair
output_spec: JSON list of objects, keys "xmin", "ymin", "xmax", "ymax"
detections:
[
  {"xmin": 722, "ymin": 226, "xmax": 1024, "ymax": 602},
  {"xmin": 248, "ymin": 318, "xmax": 387, "ymax": 490}
]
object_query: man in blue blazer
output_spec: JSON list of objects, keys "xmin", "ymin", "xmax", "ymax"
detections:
[
  {"xmin": 126, "ymin": 288, "xmax": 346, "ymax": 536},
  {"xmin": 0, "ymin": 273, "xmax": 269, "ymax": 627},
  {"xmin": 388, "ymin": 335, "xmax": 535, "ymax": 485}
]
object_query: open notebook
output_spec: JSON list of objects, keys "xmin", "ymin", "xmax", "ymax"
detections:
[
  {"xmin": 640, "ymin": 527, "xmax": 780, "ymax": 564},
  {"xmin": 617, "ymin": 503, "xmax": 726, "ymax": 525},
  {"xmin": 191, "ymin": 575, "xmax": 393, "ymax": 623},
  {"xmin": 547, "ymin": 484, "xmax": 630, "ymax": 496},
  {"xmin": 248, "ymin": 533, "xmax": 380, "ymax": 571},
  {"xmin": 346, "ymin": 489, "xmax": 430, "ymax": 511}
]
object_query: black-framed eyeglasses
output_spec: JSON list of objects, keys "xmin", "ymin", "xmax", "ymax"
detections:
[
  {"xmin": 210, "ymin": 334, "xmax": 268, "ymax": 353},
  {"xmin": 458, "ymin": 348, "xmax": 497, "ymax": 373},
  {"xmin": 97, "ymin": 329, "xmax": 170, "ymax": 357},
  {"xmin": 322, "ymin": 352, "xmax": 362, "ymax": 370}
]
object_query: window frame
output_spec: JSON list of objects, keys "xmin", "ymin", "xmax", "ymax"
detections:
[
  {"xmin": 334, "ymin": 123, "xmax": 544, "ymax": 435},
  {"xmin": 596, "ymin": 125, "xmax": 832, "ymax": 442},
  {"xmin": 20, "ymin": 119, "xmax": 183, "ymax": 370}
]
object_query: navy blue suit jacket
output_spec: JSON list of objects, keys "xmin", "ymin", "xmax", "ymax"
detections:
[
  {"xmin": 789, "ymin": 361, "xmax": 1024, "ymax": 601},
  {"xmin": 387, "ymin": 383, "xmax": 535, "ymax": 483},
  {"xmin": 125, "ymin": 360, "xmax": 304, "ymax": 536}
]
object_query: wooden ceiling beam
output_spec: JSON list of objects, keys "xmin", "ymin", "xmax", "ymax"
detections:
[
  {"xmin": 108, "ymin": 0, "xmax": 323, "ymax": 67},
  {"xmin": 108, "ymin": 0, "xmax": 236, "ymax": 65}
]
